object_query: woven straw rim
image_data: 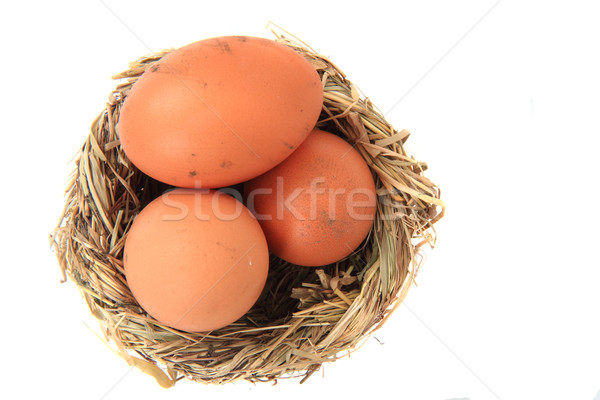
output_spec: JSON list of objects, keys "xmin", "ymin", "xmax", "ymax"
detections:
[{"xmin": 50, "ymin": 30, "xmax": 444, "ymax": 387}]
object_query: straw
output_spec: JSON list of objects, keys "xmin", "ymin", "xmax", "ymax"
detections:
[{"xmin": 49, "ymin": 30, "xmax": 444, "ymax": 386}]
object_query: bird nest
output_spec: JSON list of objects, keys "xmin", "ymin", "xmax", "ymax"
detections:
[{"xmin": 50, "ymin": 31, "xmax": 444, "ymax": 387}]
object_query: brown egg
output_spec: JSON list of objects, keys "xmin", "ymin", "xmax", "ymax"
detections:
[
  {"xmin": 117, "ymin": 36, "xmax": 323, "ymax": 188},
  {"xmin": 124, "ymin": 189, "xmax": 269, "ymax": 332},
  {"xmin": 244, "ymin": 129, "xmax": 377, "ymax": 267}
]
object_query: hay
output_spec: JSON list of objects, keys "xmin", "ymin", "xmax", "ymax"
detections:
[{"xmin": 49, "ymin": 30, "xmax": 444, "ymax": 387}]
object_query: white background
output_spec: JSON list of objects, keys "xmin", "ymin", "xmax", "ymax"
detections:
[{"xmin": 1, "ymin": 1, "xmax": 599, "ymax": 399}]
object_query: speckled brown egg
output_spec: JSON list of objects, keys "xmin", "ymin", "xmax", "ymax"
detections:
[
  {"xmin": 244, "ymin": 129, "xmax": 377, "ymax": 267},
  {"xmin": 117, "ymin": 36, "xmax": 323, "ymax": 188},
  {"xmin": 123, "ymin": 189, "xmax": 269, "ymax": 332}
]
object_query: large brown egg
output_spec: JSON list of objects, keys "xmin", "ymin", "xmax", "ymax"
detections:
[
  {"xmin": 117, "ymin": 36, "xmax": 323, "ymax": 188},
  {"xmin": 244, "ymin": 129, "xmax": 377, "ymax": 267},
  {"xmin": 123, "ymin": 189, "xmax": 269, "ymax": 332}
]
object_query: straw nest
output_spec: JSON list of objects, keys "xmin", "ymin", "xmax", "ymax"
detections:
[{"xmin": 50, "ymin": 31, "xmax": 445, "ymax": 387}]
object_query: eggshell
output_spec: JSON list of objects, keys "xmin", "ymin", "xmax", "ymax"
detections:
[
  {"xmin": 117, "ymin": 36, "xmax": 323, "ymax": 188},
  {"xmin": 124, "ymin": 189, "xmax": 269, "ymax": 332},
  {"xmin": 244, "ymin": 129, "xmax": 377, "ymax": 267}
]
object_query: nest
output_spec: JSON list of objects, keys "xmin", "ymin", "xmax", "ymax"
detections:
[{"xmin": 50, "ymin": 31, "xmax": 445, "ymax": 387}]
